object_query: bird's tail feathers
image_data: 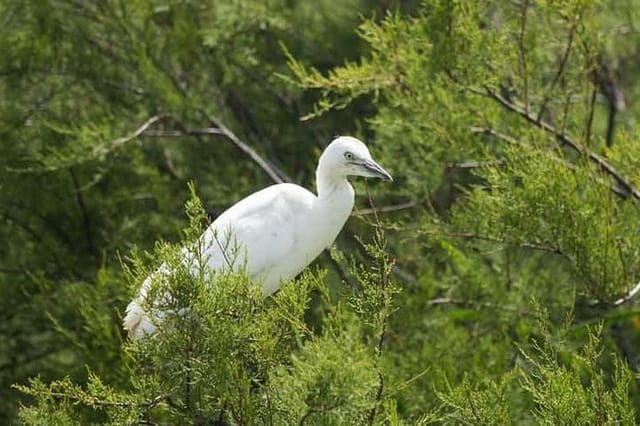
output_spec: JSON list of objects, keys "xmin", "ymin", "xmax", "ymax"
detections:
[{"xmin": 123, "ymin": 299, "xmax": 157, "ymax": 339}]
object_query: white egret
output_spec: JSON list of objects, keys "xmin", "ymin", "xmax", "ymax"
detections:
[{"xmin": 124, "ymin": 136, "xmax": 392, "ymax": 338}]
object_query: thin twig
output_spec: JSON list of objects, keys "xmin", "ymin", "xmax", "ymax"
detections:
[
  {"xmin": 605, "ymin": 92, "xmax": 617, "ymax": 148},
  {"xmin": 537, "ymin": 23, "xmax": 576, "ymax": 122},
  {"xmin": 429, "ymin": 230, "xmax": 562, "ymax": 254},
  {"xmin": 560, "ymin": 89, "xmax": 572, "ymax": 135},
  {"xmin": 69, "ymin": 168, "xmax": 95, "ymax": 257},
  {"xmin": 470, "ymin": 126, "xmax": 520, "ymax": 145},
  {"xmin": 583, "ymin": 83, "xmax": 598, "ymax": 147},
  {"xmin": 98, "ymin": 114, "xmax": 170, "ymax": 155},
  {"xmin": 143, "ymin": 128, "xmax": 225, "ymax": 137},
  {"xmin": 517, "ymin": 0, "xmax": 531, "ymax": 113},
  {"xmin": 447, "ymin": 159, "xmax": 506, "ymax": 169},
  {"xmin": 352, "ymin": 200, "xmax": 419, "ymax": 216}
]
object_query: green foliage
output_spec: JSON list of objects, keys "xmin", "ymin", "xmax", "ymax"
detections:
[
  {"xmin": 0, "ymin": 0, "xmax": 391, "ymax": 420},
  {"xmin": 271, "ymin": 327, "xmax": 378, "ymax": 424},
  {"xmin": 17, "ymin": 186, "xmax": 402, "ymax": 424},
  {"xmin": 454, "ymin": 141, "xmax": 640, "ymax": 301},
  {"xmin": 6, "ymin": 0, "xmax": 640, "ymax": 423},
  {"xmin": 16, "ymin": 374, "xmax": 139, "ymax": 425},
  {"xmin": 288, "ymin": 0, "xmax": 640, "ymax": 422},
  {"xmin": 438, "ymin": 320, "xmax": 636, "ymax": 424},
  {"xmin": 438, "ymin": 374, "xmax": 516, "ymax": 425},
  {"xmin": 520, "ymin": 323, "xmax": 636, "ymax": 424}
]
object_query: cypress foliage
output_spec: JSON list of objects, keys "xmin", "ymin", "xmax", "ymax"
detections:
[{"xmin": 4, "ymin": 0, "xmax": 640, "ymax": 423}]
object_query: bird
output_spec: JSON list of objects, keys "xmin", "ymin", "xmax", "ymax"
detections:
[{"xmin": 123, "ymin": 136, "xmax": 392, "ymax": 338}]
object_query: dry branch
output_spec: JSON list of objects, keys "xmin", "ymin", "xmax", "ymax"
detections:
[
  {"xmin": 470, "ymin": 126, "xmax": 630, "ymax": 199},
  {"xmin": 137, "ymin": 115, "xmax": 290, "ymax": 183},
  {"xmin": 613, "ymin": 280, "xmax": 640, "ymax": 306},
  {"xmin": 100, "ymin": 114, "xmax": 170, "ymax": 154},
  {"xmin": 470, "ymin": 86, "xmax": 640, "ymax": 201},
  {"xmin": 353, "ymin": 200, "xmax": 419, "ymax": 216},
  {"xmin": 206, "ymin": 116, "xmax": 289, "ymax": 184}
]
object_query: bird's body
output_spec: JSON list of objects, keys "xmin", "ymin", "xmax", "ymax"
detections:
[
  {"xmin": 124, "ymin": 136, "xmax": 391, "ymax": 338},
  {"xmin": 197, "ymin": 181, "xmax": 354, "ymax": 294}
]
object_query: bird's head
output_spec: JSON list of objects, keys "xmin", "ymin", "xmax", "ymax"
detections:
[{"xmin": 318, "ymin": 136, "xmax": 393, "ymax": 182}]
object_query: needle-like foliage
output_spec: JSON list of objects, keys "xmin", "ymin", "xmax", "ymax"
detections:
[{"xmin": 5, "ymin": 0, "xmax": 640, "ymax": 423}]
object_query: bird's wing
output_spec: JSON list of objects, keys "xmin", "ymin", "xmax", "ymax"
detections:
[
  {"xmin": 124, "ymin": 183, "xmax": 316, "ymax": 338},
  {"xmin": 199, "ymin": 183, "xmax": 315, "ymax": 283}
]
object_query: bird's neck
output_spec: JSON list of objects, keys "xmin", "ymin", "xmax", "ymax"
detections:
[
  {"xmin": 308, "ymin": 171, "xmax": 355, "ymax": 253},
  {"xmin": 315, "ymin": 171, "xmax": 355, "ymax": 212}
]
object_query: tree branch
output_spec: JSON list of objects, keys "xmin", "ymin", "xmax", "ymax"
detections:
[
  {"xmin": 584, "ymin": 279, "xmax": 640, "ymax": 308},
  {"xmin": 429, "ymin": 230, "xmax": 562, "ymax": 255},
  {"xmin": 142, "ymin": 128, "xmax": 225, "ymax": 138},
  {"xmin": 205, "ymin": 115, "xmax": 289, "ymax": 184},
  {"xmin": 0, "ymin": 265, "xmax": 28, "ymax": 274},
  {"xmin": 469, "ymin": 86, "xmax": 640, "ymax": 201},
  {"xmin": 139, "ymin": 116, "xmax": 292, "ymax": 185},
  {"xmin": 591, "ymin": 60, "xmax": 626, "ymax": 148},
  {"xmin": 612, "ymin": 280, "xmax": 640, "ymax": 306},
  {"xmin": 367, "ymin": 371, "xmax": 384, "ymax": 426},
  {"xmin": 69, "ymin": 168, "xmax": 95, "ymax": 257},
  {"xmin": 98, "ymin": 114, "xmax": 170, "ymax": 155},
  {"xmin": 605, "ymin": 94, "xmax": 617, "ymax": 148},
  {"xmin": 470, "ymin": 126, "xmax": 630, "ymax": 199}
]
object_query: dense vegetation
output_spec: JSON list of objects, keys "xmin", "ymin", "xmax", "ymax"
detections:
[{"xmin": 3, "ymin": 0, "xmax": 640, "ymax": 423}]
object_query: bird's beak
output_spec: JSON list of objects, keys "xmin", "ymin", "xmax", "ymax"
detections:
[{"xmin": 362, "ymin": 159, "xmax": 393, "ymax": 182}]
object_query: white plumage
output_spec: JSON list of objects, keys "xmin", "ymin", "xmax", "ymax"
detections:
[{"xmin": 123, "ymin": 136, "xmax": 392, "ymax": 338}]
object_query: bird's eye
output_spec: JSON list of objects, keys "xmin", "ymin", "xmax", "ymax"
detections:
[{"xmin": 344, "ymin": 152, "xmax": 354, "ymax": 160}]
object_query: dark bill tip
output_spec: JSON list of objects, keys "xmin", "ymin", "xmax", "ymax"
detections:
[{"xmin": 364, "ymin": 159, "xmax": 393, "ymax": 182}]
